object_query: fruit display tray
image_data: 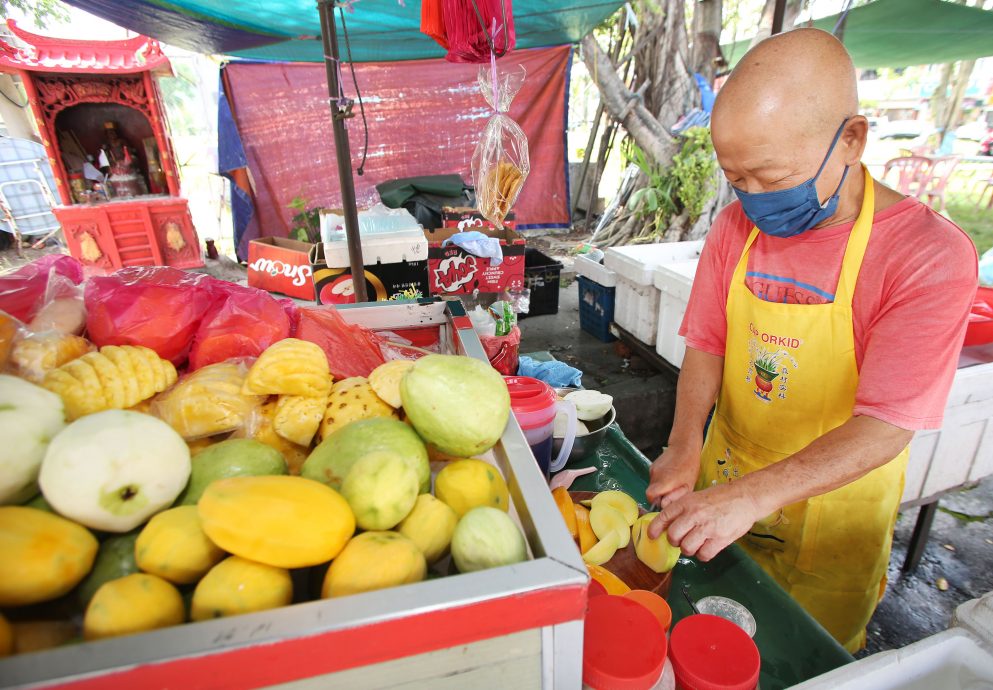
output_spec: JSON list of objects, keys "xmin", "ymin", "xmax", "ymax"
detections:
[{"xmin": 0, "ymin": 299, "xmax": 588, "ymax": 690}]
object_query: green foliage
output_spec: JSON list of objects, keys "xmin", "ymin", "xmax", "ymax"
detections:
[
  {"xmin": 625, "ymin": 127, "xmax": 717, "ymax": 237},
  {"xmin": 0, "ymin": 0, "xmax": 67, "ymax": 27},
  {"xmin": 158, "ymin": 61, "xmax": 200, "ymax": 137},
  {"xmin": 288, "ymin": 196, "xmax": 324, "ymax": 244}
]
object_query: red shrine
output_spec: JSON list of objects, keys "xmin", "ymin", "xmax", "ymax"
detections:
[{"xmin": 0, "ymin": 21, "xmax": 203, "ymax": 269}]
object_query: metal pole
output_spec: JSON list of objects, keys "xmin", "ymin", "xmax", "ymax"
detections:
[
  {"xmin": 770, "ymin": 0, "xmax": 787, "ymax": 35},
  {"xmin": 318, "ymin": 0, "xmax": 368, "ymax": 303}
]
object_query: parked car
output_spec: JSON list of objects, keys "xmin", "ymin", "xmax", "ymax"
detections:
[{"xmin": 878, "ymin": 119, "xmax": 927, "ymax": 139}]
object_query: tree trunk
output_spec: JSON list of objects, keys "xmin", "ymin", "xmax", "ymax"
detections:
[
  {"xmin": 940, "ymin": 59, "xmax": 976, "ymax": 147},
  {"xmin": 930, "ymin": 62, "xmax": 954, "ymax": 129},
  {"xmin": 691, "ymin": 0, "xmax": 723, "ymax": 84},
  {"xmin": 749, "ymin": 0, "xmax": 802, "ymax": 47}
]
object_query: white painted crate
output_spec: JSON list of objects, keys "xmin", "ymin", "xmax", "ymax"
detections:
[
  {"xmin": 903, "ymin": 359, "xmax": 993, "ymax": 505},
  {"xmin": 603, "ymin": 241, "xmax": 703, "ymax": 345},
  {"xmin": 652, "ymin": 260, "xmax": 699, "ymax": 368}
]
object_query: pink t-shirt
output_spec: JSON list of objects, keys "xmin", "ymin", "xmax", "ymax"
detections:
[{"xmin": 680, "ymin": 195, "xmax": 979, "ymax": 430}]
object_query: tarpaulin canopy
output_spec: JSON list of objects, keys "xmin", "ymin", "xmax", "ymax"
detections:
[
  {"xmin": 62, "ymin": 0, "xmax": 624, "ymax": 62},
  {"xmin": 221, "ymin": 46, "xmax": 573, "ymax": 257},
  {"xmin": 723, "ymin": 0, "xmax": 993, "ymax": 69}
]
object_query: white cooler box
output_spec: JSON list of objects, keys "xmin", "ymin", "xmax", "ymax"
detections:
[
  {"xmin": 652, "ymin": 259, "xmax": 699, "ymax": 368},
  {"xmin": 603, "ymin": 240, "xmax": 703, "ymax": 345}
]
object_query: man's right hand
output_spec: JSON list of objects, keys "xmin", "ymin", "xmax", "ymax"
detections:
[{"xmin": 646, "ymin": 443, "xmax": 701, "ymax": 508}]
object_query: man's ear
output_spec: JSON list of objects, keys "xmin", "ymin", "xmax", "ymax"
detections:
[{"xmin": 842, "ymin": 116, "xmax": 869, "ymax": 165}]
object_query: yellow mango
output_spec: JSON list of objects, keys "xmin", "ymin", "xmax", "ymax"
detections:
[
  {"xmin": 191, "ymin": 556, "xmax": 292, "ymax": 621},
  {"xmin": 0, "ymin": 507, "xmax": 98, "ymax": 606},
  {"xmin": 434, "ymin": 458, "xmax": 510, "ymax": 517},
  {"xmin": 198, "ymin": 476, "xmax": 355, "ymax": 569},
  {"xmin": 323, "ymin": 531, "xmax": 426, "ymax": 598},
  {"xmin": 135, "ymin": 506, "xmax": 226, "ymax": 585},
  {"xmin": 551, "ymin": 487, "xmax": 577, "ymax": 538},
  {"xmin": 397, "ymin": 494, "xmax": 459, "ymax": 565},
  {"xmin": 0, "ymin": 613, "xmax": 12, "ymax": 657},
  {"xmin": 587, "ymin": 563, "xmax": 631, "ymax": 595},
  {"xmin": 590, "ymin": 504, "xmax": 630, "ymax": 548},
  {"xmin": 591, "ymin": 490, "xmax": 639, "ymax": 526},
  {"xmin": 582, "ymin": 531, "xmax": 620, "ymax": 566},
  {"xmin": 632, "ymin": 513, "xmax": 681, "ymax": 574},
  {"xmin": 83, "ymin": 573, "xmax": 184, "ymax": 641},
  {"xmin": 575, "ymin": 503, "xmax": 598, "ymax": 554}
]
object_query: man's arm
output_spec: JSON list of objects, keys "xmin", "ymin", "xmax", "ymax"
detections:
[
  {"xmin": 645, "ymin": 347, "xmax": 724, "ymax": 507},
  {"xmin": 647, "ymin": 415, "xmax": 913, "ymax": 560}
]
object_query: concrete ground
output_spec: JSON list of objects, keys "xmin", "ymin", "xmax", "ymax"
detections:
[{"xmin": 518, "ymin": 270, "xmax": 993, "ymax": 657}]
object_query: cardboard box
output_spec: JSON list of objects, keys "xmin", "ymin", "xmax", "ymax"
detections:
[
  {"xmin": 246, "ymin": 237, "xmax": 315, "ymax": 300},
  {"xmin": 441, "ymin": 207, "xmax": 516, "ymax": 231},
  {"xmin": 310, "ymin": 229, "xmax": 429, "ymax": 304},
  {"xmin": 424, "ymin": 226, "xmax": 526, "ymax": 295}
]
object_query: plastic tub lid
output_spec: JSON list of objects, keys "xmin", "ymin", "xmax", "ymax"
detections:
[
  {"xmin": 588, "ymin": 578, "xmax": 608, "ymax": 599},
  {"xmin": 669, "ymin": 614, "xmax": 761, "ymax": 690},
  {"xmin": 584, "ymin": 596, "xmax": 667, "ymax": 690},
  {"xmin": 504, "ymin": 376, "xmax": 557, "ymax": 428}
]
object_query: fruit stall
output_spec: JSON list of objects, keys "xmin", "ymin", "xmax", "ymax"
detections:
[{"xmin": 0, "ymin": 259, "xmax": 587, "ymax": 688}]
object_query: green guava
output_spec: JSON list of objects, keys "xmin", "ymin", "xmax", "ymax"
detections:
[
  {"xmin": 176, "ymin": 439, "xmax": 287, "ymax": 506},
  {"xmin": 340, "ymin": 451, "xmax": 419, "ymax": 531},
  {"xmin": 451, "ymin": 506, "xmax": 527, "ymax": 573},
  {"xmin": 76, "ymin": 531, "xmax": 140, "ymax": 606},
  {"xmin": 302, "ymin": 418, "xmax": 430, "ymax": 493},
  {"xmin": 400, "ymin": 355, "xmax": 510, "ymax": 458}
]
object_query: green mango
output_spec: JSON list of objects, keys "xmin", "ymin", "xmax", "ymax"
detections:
[
  {"xmin": 175, "ymin": 439, "xmax": 287, "ymax": 506},
  {"xmin": 22, "ymin": 492, "xmax": 54, "ymax": 513},
  {"xmin": 76, "ymin": 531, "xmax": 140, "ymax": 606}
]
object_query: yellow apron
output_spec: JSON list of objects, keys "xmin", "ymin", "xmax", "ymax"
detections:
[{"xmin": 699, "ymin": 167, "xmax": 908, "ymax": 653}]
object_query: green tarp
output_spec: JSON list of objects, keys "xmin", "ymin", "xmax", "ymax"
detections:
[{"xmin": 723, "ymin": 0, "xmax": 993, "ymax": 69}]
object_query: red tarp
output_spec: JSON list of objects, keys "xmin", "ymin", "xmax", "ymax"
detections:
[{"xmin": 223, "ymin": 45, "xmax": 571, "ymax": 250}]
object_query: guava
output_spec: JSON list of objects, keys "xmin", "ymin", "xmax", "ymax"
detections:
[
  {"xmin": 0, "ymin": 375, "xmax": 66, "ymax": 505},
  {"xmin": 451, "ymin": 506, "xmax": 527, "ymax": 573},
  {"xmin": 400, "ymin": 354, "xmax": 510, "ymax": 458},
  {"xmin": 176, "ymin": 438, "xmax": 287, "ymax": 506},
  {"xmin": 340, "ymin": 451, "xmax": 419, "ymax": 531},
  {"xmin": 302, "ymin": 418, "xmax": 430, "ymax": 493}
]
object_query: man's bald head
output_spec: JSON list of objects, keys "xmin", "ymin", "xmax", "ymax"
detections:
[{"xmin": 710, "ymin": 28, "xmax": 868, "ymax": 211}]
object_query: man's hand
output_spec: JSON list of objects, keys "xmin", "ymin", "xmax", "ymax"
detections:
[
  {"xmin": 648, "ymin": 481, "xmax": 766, "ymax": 562},
  {"xmin": 645, "ymin": 444, "xmax": 701, "ymax": 509}
]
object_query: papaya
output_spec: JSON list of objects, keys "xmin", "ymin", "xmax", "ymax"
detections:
[
  {"xmin": 83, "ymin": 573, "xmax": 184, "ymax": 640},
  {"xmin": 574, "ymin": 503, "xmax": 598, "ymax": 555},
  {"xmin": 191, "ymin": 556, "xmax": 293, "ymax": 621},
  {"xmin": 198, "ymin": 476, "xmax": 354, "ymax": 568},
  {"xmin": 136, "ymin": 506, "xmax": 226, "ymax": 585},
  {"xmin": 551, "ymin": 487, "xmax": 577, "ymax": 538},
  {"xmin": 0, "ymin": 507, "xmax": 98, "ymax": 606}
]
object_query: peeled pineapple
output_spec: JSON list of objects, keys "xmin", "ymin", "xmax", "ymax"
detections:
[
  {"xmin": 151, "ymin": 361, "xmax": 264, "ymax": 440},
  {"xmin": 317, "ymin": 377, "xmax": 399, "ymax": 442},
  {"xmin": 232, "ymin": 401, "xmax": 308, "ymax": 474},
  {"xmin": 242, "ymin": 339, "xmax": 332, "ymax": 398},
  {"xmin": 10, "ymin": 333, "xmax": 93, "ymax": 383},
  {"xmin": 368, "ymin": 359, "xmax": 415, "ymax": 408},
  {"xmin": 43, "ymin": 345, "xmax": 177, "ymax": 420},
  {"xmin": 273, "ymin": 394, "xmax": 326, "ymax": 447}
]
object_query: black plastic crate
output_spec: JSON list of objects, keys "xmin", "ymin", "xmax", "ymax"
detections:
[
  {"xmin": 577, "ymin": 275, "xmax": 617, "ymax": 342},
  {"xmin": 520, "ymin": 248, "xmax": 563, "ymax": 318}
]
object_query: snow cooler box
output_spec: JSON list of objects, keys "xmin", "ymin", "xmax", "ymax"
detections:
[
  {"xmin": 574, "ymin": 254, "xmax": 617, "ymax": 343},
  {"xmin": 310, "ymin": 228, "xmax": 429, "ymax": 304},
  {"xmin": 603, "ymin": 240, "xmax": 703, "ymax": 345},
  {"xmin": 0, "ymin": 300, "xmax": 587, "ymax": 690},
  {"xmin": 652, "ymin": 259, "xmax": 699, "ymax": 368},
  {"xmin": 520, "ymin": 248, "xmax": 563, "ymax": 318}
]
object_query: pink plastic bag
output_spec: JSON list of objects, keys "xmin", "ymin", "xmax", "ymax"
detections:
[
  {"xmin": 0, "ymin": 255, "xmax": 84, "ymax": 323},
  {"xmin": 297, "ymin": 306, "xmax": 386, "ymax": 380},
  {"xmin": 188, "ymin": 283, "xmax": 297, "ymax": 370},
  {"xmin": 85, "ymin": 267, "xmax": 215, "ymax": 366}
]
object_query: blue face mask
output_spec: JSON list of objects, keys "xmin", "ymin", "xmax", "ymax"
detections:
[{"xmin": 733, "ymin": 119, "xmax": 851, "ymax": 238}]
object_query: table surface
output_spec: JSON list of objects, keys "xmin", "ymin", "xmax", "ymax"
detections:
[{"xmin": 563, "ymin": 424, "xmax": 854, "ymax": 690}]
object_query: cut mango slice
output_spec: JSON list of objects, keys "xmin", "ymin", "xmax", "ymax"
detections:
[
  {"xmin": 582, "ymin": 531, "xmax": 620, "ymax": 566},
  {"xmin": 590, "ymin": 505, "xmax": 630, "ymax": 548},
  {"xmin": 575, "ymin": 503, "xmax": 597, "ymax": 554},
  {"xmin": 587, "ymin": 563, "xmax": 631, "ymax": 595},
  {"xmin": 551, "ymin": 487, "xmax": 577, "ymax": 539},
  {"xmin": 632, "ymin": 513, "xmax": 681, "ymax": 574},
  {"xmin": 591, "ymin": 490, "xmax": 639, "ymax": 526}
]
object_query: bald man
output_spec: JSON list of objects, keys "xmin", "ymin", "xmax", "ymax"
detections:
[{"xmin": 646, "ymin": 29, "xmax": 978, "ymax": 652}]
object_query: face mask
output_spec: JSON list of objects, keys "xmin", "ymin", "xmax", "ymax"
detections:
[{"xmin": 733, "ymin": 119, "xmax": 851, "ymax": 238}]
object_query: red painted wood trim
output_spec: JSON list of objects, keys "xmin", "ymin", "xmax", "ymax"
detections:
[
  {"xmin": 47, "ymin": 583, "xmax": 586, "ymax": 690},
  {"xmin": 19, "ymin": 71, "xmax": 71, "ymax": 205},
  {"xmin": 451, "ymin": 316, "xmax": 474, "ymax": 330}
]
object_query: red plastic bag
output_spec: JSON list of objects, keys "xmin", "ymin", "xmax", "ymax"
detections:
[
  {"xmin": 188, "ymin": 283, "xmax": 297, "ymax": 370},
  {"xmin": 480, "ymin": 325, "xmax": 520, "ymax": 375},
  {"xmin": 297, "ymin": 306, "xmax": 386, "ymax": 380},
  {"xmin": 0, "ymin": 255, "xmax": 84, "ymax": 323},
  {"xmin": 85, "ymin": 267, "xmax": 215, "ymax": 366}
]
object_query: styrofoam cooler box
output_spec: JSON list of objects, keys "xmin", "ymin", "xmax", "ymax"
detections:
[
  {"xmin": 604, "ymin": 240, "xmax": 703, "ymax": 345},
  {"xmin": 574, "ymin": 254, "xmax": 617, "ymax": 287},
  {"xmin": 653, "ymin": 259, "xmax": 699, "ymax": 368}
]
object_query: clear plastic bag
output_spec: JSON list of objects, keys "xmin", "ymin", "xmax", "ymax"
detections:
[{"xmin": 472, "ymin": 64, "xmax": 530, "ymax": 229}]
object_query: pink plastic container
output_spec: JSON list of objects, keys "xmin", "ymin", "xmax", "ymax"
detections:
[{"xmin": 504, "ymin": 376, "xmax": 577, "ymax": 478}]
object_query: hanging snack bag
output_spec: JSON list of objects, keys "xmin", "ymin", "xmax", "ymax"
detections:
[{"xmin": 472, "ymin": 64, "xmax": 529, "ymax": 229}]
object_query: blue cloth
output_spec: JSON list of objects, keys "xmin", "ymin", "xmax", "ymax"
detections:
[
  {"xmin": 517, "ymin": 356, "xmax": 583, "ymax": 388},
  {"xmin": 217, "ymin": 72, "xmax": 256, "ymax": 260},
  {"xmin": 442, "ymin": 231, "xmax": 504, "ymax": 266}
]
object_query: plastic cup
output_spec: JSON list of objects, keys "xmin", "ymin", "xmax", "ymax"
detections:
[
  {"xmin": 695, "ymin": 595, "xmax": 756, "ymax": 638},
  {"xmin": 623, "ymin": 589, "xmax": 673, "ymax": 632}
]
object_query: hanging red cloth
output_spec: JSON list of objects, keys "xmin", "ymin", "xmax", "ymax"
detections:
[
  {"xmin": 442, "ymin": 0, "xmax": 515, "ymax": 64},
  {"xmin": 421, "ymin": 0, "xmax": 448, "ymax": 49}
]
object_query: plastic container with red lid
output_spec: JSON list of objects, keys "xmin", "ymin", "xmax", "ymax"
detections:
[
  {"xmin": 583, "ymin": 595, "xmax": 667, "ymax": 690},
  {"xmin": 668, "ymin": 614, "xmax": 761, "ymax": 690},
  {"xmin": 504, "ymin": 376, "xmax": 577, "ymax": 477}
]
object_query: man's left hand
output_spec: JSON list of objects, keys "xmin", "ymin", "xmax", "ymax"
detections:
[{"xmin": 647, "ymin": 482, "xmax": 765, "ymax": 562}]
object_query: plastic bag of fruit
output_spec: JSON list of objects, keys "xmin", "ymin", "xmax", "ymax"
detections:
[{"xmin": 0, "ymin": 255, "xmax": 85, "ymax": 330}]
